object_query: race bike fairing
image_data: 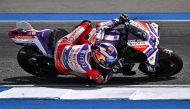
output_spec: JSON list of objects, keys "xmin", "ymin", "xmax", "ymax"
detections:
[
  {"xmin": 127, "ymin": 20, "xmax": 160, "ymax": 68},
  {"xmin": 8, "ymin": 19, "xmax": 183, "ymax": 83}
]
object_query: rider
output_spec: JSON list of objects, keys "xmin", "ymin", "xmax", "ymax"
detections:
[{"xmin": 54, "ymin": 14, "xmax": 129, "ymax": 84}]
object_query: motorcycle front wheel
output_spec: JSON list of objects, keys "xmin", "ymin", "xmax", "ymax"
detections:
[{"xmin": 139, "ymin": 48, "xmax": 183, "ymax": 78}]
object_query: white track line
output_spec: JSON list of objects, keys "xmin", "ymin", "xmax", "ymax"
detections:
[{"xmin": 1, "ymin": 87, "xmax": 190, "ymax": 100}]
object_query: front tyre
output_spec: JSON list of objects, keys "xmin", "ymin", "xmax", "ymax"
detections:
[{"xmin": 139, "ymin": 48, "xmax": 183, "ymax": 78}]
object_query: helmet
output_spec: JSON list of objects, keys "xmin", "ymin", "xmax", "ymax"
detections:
[
  {"xmin": 118, "ymin": 14, "xmax": 129, "ymax": 24},
  {"xmin": 92, "ymin": 42, "xmax": 118, "ymax": 69}
]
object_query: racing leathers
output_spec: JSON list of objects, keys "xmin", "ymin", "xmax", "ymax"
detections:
[{"xmin": 54, "ymin": 14, "xmax": 129, "ymax": 83}]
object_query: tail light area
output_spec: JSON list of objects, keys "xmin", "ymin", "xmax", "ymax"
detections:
[{"xmin": 8, "ymin": 28, "xmax": 36, "ymax": 45}]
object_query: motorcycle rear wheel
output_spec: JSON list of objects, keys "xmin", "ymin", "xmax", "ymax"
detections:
[
  {"xmin": 139, "ymin": 48, "xmax": 183, "ymax": 78},
  {"xmin": 17, "ymin": 46, "xmax": 59, "ymax": 77}
]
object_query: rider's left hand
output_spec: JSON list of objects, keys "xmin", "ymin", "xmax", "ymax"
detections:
[{"xmin": 104, "ymin": 71, "xmax": 113, "ymax": 83}]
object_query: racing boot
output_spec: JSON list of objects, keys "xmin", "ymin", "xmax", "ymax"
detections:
[{"xmin": 122, "ymin": 64, "xmax": 136, "ymax": 76}]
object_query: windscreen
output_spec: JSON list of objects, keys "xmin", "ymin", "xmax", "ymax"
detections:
[{"xmin": 16, "ymin": 21, "xmax": 33, "ymax": 30}]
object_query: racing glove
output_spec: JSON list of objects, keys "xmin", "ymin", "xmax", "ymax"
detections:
[
  {"xmin": 85, "ymin": 70, "xmax": 104, "ymax": 84},
  {"xmin": 104, "ymin": 71, "xmax": 113, "ymax": 83}
]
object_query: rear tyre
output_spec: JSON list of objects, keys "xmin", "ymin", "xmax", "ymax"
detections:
[
  {"xmin": 17, "ymin": 46, "xmax": 59, "ymax": 77},
  {"xmin": 139, "ymin": 48, "xmax": 183, "ymax": 78}
]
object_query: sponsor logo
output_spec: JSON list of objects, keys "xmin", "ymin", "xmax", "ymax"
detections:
[
  {"xmin": 11, "ymin": 35, "xmax": 35, "ymax": 39},
  {"xmin": 131, "ymin": 21, "xmax": 146, "ymax": 31},
  {"xmin": 114, "ymin": 35, "xmax": 119, "ymax": 40},
  {"xmin": 79, "ymin": 50, "xmax": 88, "ymax": 68},
  {"xmin": 72, "ymin": 48, "xmax": 80, "ymax": 68},
  {"xmin": 133, "ymin": 45, "xmax": 148, "ymax": 48},
  {"xmin": 151, "ymin": 23, "xmax": 158, "ymax": 30},
  {"xmin": 149, "ymin": 56, "xmax": 154, "ymax": 62},
  {"xmin": 68, "ymin": 26, "xmax": 85, "ymax": 42},
  {"xmin": 128, "ymin": 42, "xmax": 146, "ymax": 46},
  {"xmin": 79, "ymin": 53, "xmax": 88, "ymax": 68},
  {"xmin": 146, "ymin": 48, "xmax": 156, "ymax": 57},
  {"xmin": 80, "ymin": 49, "xmax": 88, "ymax": 54}
]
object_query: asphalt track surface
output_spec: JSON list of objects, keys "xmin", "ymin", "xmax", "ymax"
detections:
[
  {"xmin": 1, "ymin": 0, "xmax": 190, "ymax": 13},
  {"xmin": 0, "ymin": 0, "xmax": 190, "ymax": 85},
  {"xmin": 0, "ymin": 21, "xmax": 189, "ymax": 85}
]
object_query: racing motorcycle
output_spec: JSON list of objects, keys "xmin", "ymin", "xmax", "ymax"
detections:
[{"xmin": 8, "ymin": 20, "xmax": 183, "ymax": 80}]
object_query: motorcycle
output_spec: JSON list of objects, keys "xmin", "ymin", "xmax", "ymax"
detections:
[{"xmin": 8, "ymin": 20, "xmax": 183, "ymax": 80}]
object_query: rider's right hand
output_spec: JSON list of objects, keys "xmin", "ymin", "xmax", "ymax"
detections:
[
  {"xmin": 94, "ymin": 75, "xmax": 104, "ymax": 84},
  {"xmin": 85, "ymin": 70, "xmax": 104, "ymax": 84},
  {"xmin": 90, "ymin": 72, "xmax": 104, "ymax": 84}
]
